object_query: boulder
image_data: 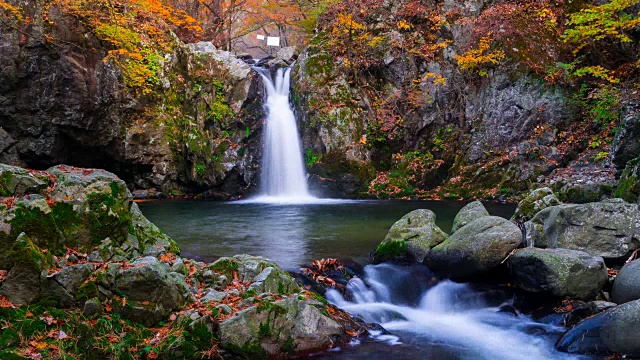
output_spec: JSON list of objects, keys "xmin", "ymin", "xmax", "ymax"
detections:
[
  {"xmin": 509, "ymin": 248, "xmax": 608, "ymax": 300},
  {"xmin": 0, "ymin": 233, "xmax": 52, "ymax": 304},
  {"xmin": 208, "ymin": 255, "xmax": 299, "ymax": 294},
  {"xmin": 452, "ymin": 201, "xmax": 490, "ymax": 233},
  {"xmin": 374, "ymin": 209, "xmax": 447, "ymax": 263},
  {"xmin": 0, "ymin": 164, "xmax": 48, "ymax": 197},
  {"xmin": 114, "ymin": 257, "xmax": 190, "ymax": 324},
  {"xmin": 424, "ymin": 216, "xmax": 521, "ymax": 278},
  {"xmin": 218, "ymin": 297, "xmax": 343, "ymax": 357},
  {"xmin": 526, "ymin": 199, "xmax": 640, "ymax": 259},
  {"xmin": 611, "ymin": 259, "xmax": 640, "ymax": 304},
  {"xmin": 511, "ymin": 187, "xmax": 561, "ymax": 221},
  {"xmin": 557, "ymin": 299, "xmax": 640, "ymax": 356}
]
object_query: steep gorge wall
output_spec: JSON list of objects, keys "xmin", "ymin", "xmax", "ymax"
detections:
[{"xmin": 292, "ymin": 0, "xmax": 640, "ymax": 200}]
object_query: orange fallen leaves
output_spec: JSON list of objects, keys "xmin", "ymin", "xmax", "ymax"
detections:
[
  {"xmin": 0, "ymin": 296, "xmax": 15, "ymax": 308},
  {"xmin": 0, "ymin": 270, "xmax": 7, "ymax": 283}
]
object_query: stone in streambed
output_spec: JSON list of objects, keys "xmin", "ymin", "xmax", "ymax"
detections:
[
  {"xmin": 611, "ymin": 259, "xmax": 640, "ymax": 304},
  {"xmin": 374, "ymin": 209, "xmax": 447, "ymax": 263},
  {"xmin": 526, "ymin": 199, "xmax": 640, "ymax": 259},
  {"xmin": 423, "ymin": 216, "xmax": 521, "ymax": 278},
  {"xmin": 452, "ymin": 201, "xmax": 489, "ymax": 233},
  {"xmin": 511, "ymin": 187, "xmax": 560, "ymax": 221},
  {"xmin": 509, "ymin": 248, "xmax": 607, "ymax": 300},
  {"xmin": 557, "ymin": 299, "xmax": 640, "ymax": 356}
]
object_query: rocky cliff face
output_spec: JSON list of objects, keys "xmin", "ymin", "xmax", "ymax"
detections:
[
  {"xmin": 0, "ymin": 1, "xmax": 265, "ymax": 199},
  {"xmin": 292, "ymin": 0, "xmax": 638, "ymax": 200}
]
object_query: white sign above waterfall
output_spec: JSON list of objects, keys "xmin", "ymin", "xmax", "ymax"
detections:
[{"xmin": 253, "ymin": 67, "xmax": 315, "ymax": 203}]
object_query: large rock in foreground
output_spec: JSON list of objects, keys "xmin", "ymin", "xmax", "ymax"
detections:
[
  {"xmin": 526, "ymin": 199, "xmax": 640, "ymax": 259},
  {"xmin": 611, "ymin": 260, "xmax": 640, "ymax": 304},
  {"xmin": 219, "ymin": 297, "xmax": 343, "ymax": 357},
  {"xmin": 374, "ymin": 209, "xmax": 447, "ymax": 263},
  {"xmin": 424, "ymin": 216, "xmax": 521, "ymax": 278},
  {"xmin": 451, "ymin": 201, "xmax": 489, "ymax": 233},
  {"xmin": 509, "ymin": 248, "xmax": 607, "ymax": 300},
  {"xmin": 557, "ymin": 299, "xmax": 640, "ymax": 356}
]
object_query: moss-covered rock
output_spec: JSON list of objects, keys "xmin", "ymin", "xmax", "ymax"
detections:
[
  {"xmin": 218, "ymin": 297, "xmax": 343, "ymax": 358},
  {"xmin": 511, "ymin": 187, "xmax": 561, "ymax": 221},
  {"xmin": 526, "ymin": 199, "xmax": 640, "ymax": 259},
  {"xmin": 0, "ymin": 164, "xmax": 48, "ymax": 197},
  {"xmin": 374, "ymin": 209, "xmax": 447, "ymax": 263},
  {"xmin": 424, "ymin": 216, "xmax": 521, "ymax": 279},
  {"xmin": 615, "ymin": 157, "xmax": 640, "ymax": 204},
  {"xmin": 0, "ymin": 233, "xmax": 52, "ymax": 304},
  {"xmin": 509, "ymin": 248, "xmax": 608, "ymax": 300},
  {"xmin": 452, "ymin": 201, "xmax": 490, "ymax": 233}
]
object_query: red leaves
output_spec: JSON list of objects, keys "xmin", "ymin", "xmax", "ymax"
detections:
[
  {"xmin": 0, "ymin": 296, "xmax": 15, "ymax": 308},
  {"xmin": 0, "ymin": 270, "xmax": 7, "ymax": 284}
]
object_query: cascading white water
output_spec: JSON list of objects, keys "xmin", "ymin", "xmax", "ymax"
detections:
[
  {"xmin": 326, "ymin": 264, "xmax": 583, "ymax": 360},
  {"xmin": 254, "ymin": 67, "xmax": 314, "ymax": 203}
]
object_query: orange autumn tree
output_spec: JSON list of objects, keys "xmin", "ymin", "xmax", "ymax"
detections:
[{"xmin": 50, "ymin": 0, "xmax": 203, "ymax": 95}]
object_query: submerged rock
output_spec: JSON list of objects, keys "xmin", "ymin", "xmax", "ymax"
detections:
[
  {"xmin": 424, "ymin": 216, "xmax": 521, "ymax": 278},
  {"xmin": 526, "ymin": 199, "xmax": 640, "ymax": 259},
  {"xmin": 557, "ymin": 299, "xmax": 640, "ymax": 356},
  {"xmin": 374, "ymin": 209, "xmax": 447, "ymax": 263},
  {"xmin": 218, "ymin": 297, "xmax": 343, "ymax": 357},
  {"xmin": 509, "ymin": 248, "xmax": 607, "ymax": 300},
  {"xmin": 611, "ymin": 259, "xmax": 640, "ymax": 304},
  {"xmin": 451, "ymin": 201, "xmax": 490, "ymax": 233}
]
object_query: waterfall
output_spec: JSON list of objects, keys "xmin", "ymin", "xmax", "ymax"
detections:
[{"xmin": 253, "ymin": 67, "xmax": 314, "ymax": 203}]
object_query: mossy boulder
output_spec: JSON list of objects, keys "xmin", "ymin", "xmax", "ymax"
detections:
[
  {"xmin": 526, "ymin": 199, "xmax": 640, "ymax": 260},
  {"xmin": 615, "ymin": 157, "xmax": 640, "ymax": 204},
  {"xmin": 509, "ymin": 248, "xmax": 608, "ymax": 300},
  {"xmin": 0, "ymin": 233, "xmax": 53, "ymax": 304},
  {"xmin": 424, "ymin": 216, "xmax": 521, "ymax": 278},
  {"xmin": 611, "ymin": 260, "xmax": 640, "ymax": 304},
  {"xmin": 452, "ymin": 201, "xmax": 490, "ymax": 233},
  {"xmin": 374, "ymin": 209, "xmax": 448, "ymax": 263},
  {"xmin": 0, "ymin": 164, "xmax": 48, "ymax": 197},
  {"xmin": 207, "ymin": 255, "xmax": 300, "ymax": 295},
  {"xmin": 511, "ymin": 187, "xmax": 561, "ymax": 221},
  {"xmin": 218, "ymin": 297, "xmax": 343, "ymax": 358}
]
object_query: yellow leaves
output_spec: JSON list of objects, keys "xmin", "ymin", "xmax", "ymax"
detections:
[
  {"xmin": 0, "ymin": 1, "xmax": 23, "ymax": 22},
  {"xmin": 333, "ymin": 12, "xmax": 367, "ymax": 35},
  {"xmin": 456, "ymin": 33, "xmax": 505, "ymax": 75},
  {"xmin": 359, "ymin": 135, "xmax": 367, "ymax": 145},
  {"xmin": 397, "ymin": 20, "xmax": 412, "ymax": 31},
  {"xmin": 423, "ymin": 73, "xmax": 447, "ymax": 86},
  {"xmin": 573, "ymin": 65, "xmax": 620, "ymax": 83}
]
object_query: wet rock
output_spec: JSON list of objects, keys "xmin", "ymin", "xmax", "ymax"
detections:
[
  {"xmin": 526, "ymin": 199, "xmax": 640, "ymax": 259},
  {"xmin": 374, "ymin": 209, "xmax": 448, "ymax": 263},
  {"xmin": 424, "ymin": 216, "xmax": 521, "ymax": 278},
  {"xmin": 557, "ymin": 299, "xmax": 640, "ymax": 356},
  {"xmin": 511, "ymin": 187, "xmax": 561, "ymax": 221},
  {"xmin": 611, "ymin": 259, "xmax": 640, "ymax": 304},
  {"xmin": 218, "ymin": 297, "xmax": 343, "ymax": 357},
  {"xmin": 452, "ymin": 201, "xmax": 490, "ymax": 233},
  {"xmin": 509, "ymin": 248, "xmax": 607, "ymax": 300},
  {"xmin": 564, "ymin": 301, "xmax": 617, "ymax": 327}
]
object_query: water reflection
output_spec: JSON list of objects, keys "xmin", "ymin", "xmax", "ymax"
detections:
[{"xmin": 138, "ymin": 200, "xmax": 516, "ymax": 271}]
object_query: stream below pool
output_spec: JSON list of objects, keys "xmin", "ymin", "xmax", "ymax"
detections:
[{"xmin": 138, "ymin": 200, "xmax": 591, "ymax": 360}]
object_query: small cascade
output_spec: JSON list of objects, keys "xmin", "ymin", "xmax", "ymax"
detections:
[
  {"xmin": 326, "ymin": 264, "xmax": 581, "ymax": 360},
  {"xmin": 253, "ymin": 67, "xmax": 314, "ymax": 203}
]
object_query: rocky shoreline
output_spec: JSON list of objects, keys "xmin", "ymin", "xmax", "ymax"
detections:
[{"xmin": 0, "ymin": 164, "xmax": 366, "ymax": 359}]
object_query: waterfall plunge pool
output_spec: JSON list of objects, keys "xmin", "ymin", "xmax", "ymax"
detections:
[{"xmin": 138, "ymin": 200, "xmax": 592, "ymax": 360}]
